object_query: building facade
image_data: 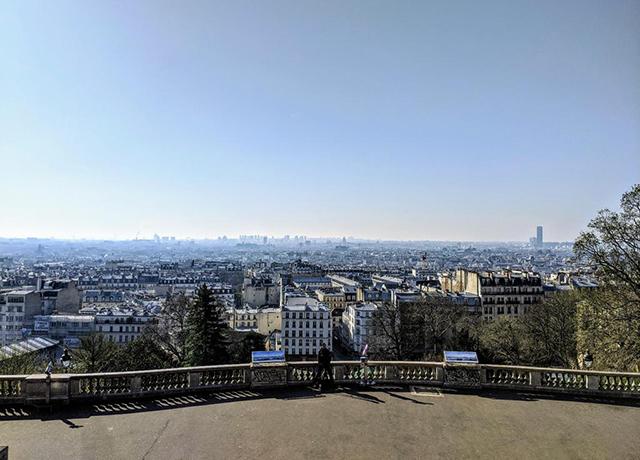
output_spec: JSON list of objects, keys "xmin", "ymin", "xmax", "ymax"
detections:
[
  {"xmin": 341, "ymin": 302, "xmax": 378, "ymax": 354},
  {"xmin": 452, "ymin": 269, "xmax": 544, "ymax": 320},
  {"xmin": 281, "ymin": 297, "xmax": 332, "ymax": 358}
]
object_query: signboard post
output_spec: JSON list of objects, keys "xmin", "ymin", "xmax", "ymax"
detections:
[
  {"xmin": 443, "ymin": 350, "xmax": 481, "ymax": 389},
  {"xmin": 250, "ymin": 351, "xmax": 287, "ymax": 388}
]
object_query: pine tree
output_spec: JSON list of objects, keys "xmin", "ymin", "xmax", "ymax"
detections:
[{"xmin": 185, "ymin": 284, "xmax": 230, "ymax": 365}]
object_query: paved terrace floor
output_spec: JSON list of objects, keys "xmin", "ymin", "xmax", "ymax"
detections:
[{"xmin": 1, "ymin": 386, "xmax": 640, "ymax": 460}]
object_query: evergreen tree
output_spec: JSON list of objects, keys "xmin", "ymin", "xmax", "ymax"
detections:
[{"xmin": 185, "ymin": 284, "xmax": 230, "ymax": 365}]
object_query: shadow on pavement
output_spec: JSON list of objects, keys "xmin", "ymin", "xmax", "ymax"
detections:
[
  {"xmin": 383, "ymin": 390, "xmax": 433, "ymax": 405},
  {"xmin": 477, "ymin": 390, "xmax": 640, "ymax": 408},
  {"xmin": 2, "ymin": 385, "xmax": 636, "ymax": 426}
]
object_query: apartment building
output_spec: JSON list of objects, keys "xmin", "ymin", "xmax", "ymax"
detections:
[
  {"xmin": 451, "ymin": 269, "xmax": 544, "ymax": 320},
  {"xmin": 281, "ymin": 297, "xmax": 331, "ymax": 358},
  {"xmin": 341, "ymin": 302, "xmax": 378, "ymax": 354}
]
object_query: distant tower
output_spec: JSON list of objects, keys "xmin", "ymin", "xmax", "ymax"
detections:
[{"xmin": 536, "ymin": 226, "xmax": 543, "ymax": 247}]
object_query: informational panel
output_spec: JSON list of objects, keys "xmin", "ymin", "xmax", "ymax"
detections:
[
  {"xmin": 444, "ymin": 351, "xmax": 479, "ymax": 364},
  {"xmin": 252, "ymin": 350, "xmax": 285, "ymax": 363}
]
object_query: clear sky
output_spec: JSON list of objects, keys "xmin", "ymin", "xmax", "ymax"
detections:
[{"xmin": 1, "ymin": 0, "xmax": 639, "ymax": 242}]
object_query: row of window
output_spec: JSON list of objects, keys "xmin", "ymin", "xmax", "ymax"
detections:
[
  {"xmin": 483, "ymin": 306, "xmax": 520, "ymax": 315},
  {"xmin": 98, "ymin": 325, "xmax": 143, "ymax": 332},
  {"xmin": 283, "ymin": 312, "xmax": 328, "ymax": 320},
  {"xmin": 283, "ymin": 338, "xmax": 330, "ymax": 347},
  {"xmin": 284, "ymin": 330, "xmax": 329, "ymax": 338},
  {"xmin": 0, "ymin": 315, "xmax": 22, "ymax": 322},
  {"xmin": 284, "ymin": 321, "xmax": 326, "ymax": 329},
  {"xmin": 232, "ymin": 321, "xmax": 257, "ymax": 327},
  {"xmin": 107, "ymin": 334, "xmax": 137, "ymax": 343}
]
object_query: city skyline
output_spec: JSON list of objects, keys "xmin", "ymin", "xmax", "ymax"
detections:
[
  {"xmin": 2, "ymin": 1, "xmax": 639, "ymax": 241},
  {"xmin": 0, "ymin": 224, "xmax": 571, "ymax": 244}
]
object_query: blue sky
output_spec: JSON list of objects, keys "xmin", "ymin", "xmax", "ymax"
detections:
[{"xmin": 1, "ymin": 0, "xmax": 638, "ymax": 241}]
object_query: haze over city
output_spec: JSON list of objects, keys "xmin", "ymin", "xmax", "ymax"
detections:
[
  {"xmin": 1, "ymin": 0, "xmax": 638, "ymax": 242},
  {"xmin": 2, "ymin": 1, "xmax": 640, "ymax": 459}
]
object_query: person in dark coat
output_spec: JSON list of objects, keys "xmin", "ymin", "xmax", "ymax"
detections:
[{"xmin": 312, "ymin": 342, "xmax": 334, "ymax": 387}]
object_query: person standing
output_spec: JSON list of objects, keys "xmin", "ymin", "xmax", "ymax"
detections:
[
  {"xmin": 360, "ymin": 344, "xmax": 375, "ymax": 386},
  {"xmin": 312, "ymin": 342, "xmax": 334, "ymax": 388}
]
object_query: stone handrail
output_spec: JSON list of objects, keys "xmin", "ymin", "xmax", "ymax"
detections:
[{"xmin": 0, "ymin": 361, "xmax": 638, "ymax": 407}]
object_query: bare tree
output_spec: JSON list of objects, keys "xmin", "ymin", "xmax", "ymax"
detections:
[
  {"xmin": 421, "ymin": 295, "xmax": 467, "ymax": 359},
  {"xmin": 152, "ymin": 292, "xmax": 190, "ymax": 366},
  {"xmin": 371, "ymin": 296, "xmax": 467, "ymax": 361},
  {"xmin": 370, "ymin": 302, "xmax": 405, "ymax": 360},
  {"xmin": 522, "ymin": 291, "xmax": 578, "ymax": 368}
]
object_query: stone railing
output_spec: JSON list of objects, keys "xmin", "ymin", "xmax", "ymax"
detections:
[
  {"xmin": 1, "ymin": 361, "xmax": 638, "ymax": 407},
  {"xmin": 482, "ymin": 364, "xmax": 640, "ymax": 397}
]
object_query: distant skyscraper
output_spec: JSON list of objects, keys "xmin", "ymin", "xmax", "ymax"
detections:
[{"xmin": 536, "ymin": 226, "xmax": 543, "ymax": 247}]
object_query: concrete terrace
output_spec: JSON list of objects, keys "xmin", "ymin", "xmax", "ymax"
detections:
[{"xmin": 2, "ymin": 386, "xmax": 640, "ymax": 460}]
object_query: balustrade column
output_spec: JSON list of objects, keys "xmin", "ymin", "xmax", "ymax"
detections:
[
  {"xmin": 530, "ymin": 371, "xmax": 541, "ymax": 387},
  {"xmin": 131, "ymin": 376, "xmax": 142, "ymax": 394},
  {"xmin": 586, "ymin": 375, "xmax": 600, "ymax": 391},
  {"xmin": 189, "ymin": 372, "xmax": 202, "ymax": 389}
]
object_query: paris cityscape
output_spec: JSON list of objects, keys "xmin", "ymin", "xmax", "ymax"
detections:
[{"xmin": 1, "ymin": 0, "xmax": 639, "ymax": 458}]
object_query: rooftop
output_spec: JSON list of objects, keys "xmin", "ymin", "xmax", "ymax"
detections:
[{"xmin": 1, "ymin": 386, "xmax": 639, "ymax": 459}]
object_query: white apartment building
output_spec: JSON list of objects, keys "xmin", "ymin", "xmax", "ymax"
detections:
[
  {"xmin": 0, "ymin": 289, "xmax": 41, "ymax": 346},
  {"xmin": 341, "ymin": 302, "xmax": 378, "ymax": 354},
  {"xmin": 92, "ymin": 307, "xmax": 157, "ymax": 345},
  {"xmin": 281, "ymin": 297, "xmax": 331, "ymax": 357}
]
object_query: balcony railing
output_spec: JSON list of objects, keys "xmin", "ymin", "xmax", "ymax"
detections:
[{"xmin": 1, "ymin": 361, "xmax": 638, "ymax": 408}]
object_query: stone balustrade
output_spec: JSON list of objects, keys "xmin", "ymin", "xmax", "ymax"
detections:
[{"xmin": 1, "ymin": 361, "xmax": 638, "ymax": 408}]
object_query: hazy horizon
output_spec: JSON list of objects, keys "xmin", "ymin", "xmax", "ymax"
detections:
[
  {"xmin": 2, "ymin": 1, "xmax": 639, "ymax": 242},
  {"xmin": 0, "ymin": 231, "xmax": 576, "ymax": 244}
]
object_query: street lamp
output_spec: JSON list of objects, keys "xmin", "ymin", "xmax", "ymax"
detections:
[{"xmin": 583, "ymin": 350, "xmax": 593, "ymax": 369}]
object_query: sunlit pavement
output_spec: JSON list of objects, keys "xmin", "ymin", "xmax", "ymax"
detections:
[{"xmin": 1, "ymin": 386, "xmax": 639, "ymax": 459}]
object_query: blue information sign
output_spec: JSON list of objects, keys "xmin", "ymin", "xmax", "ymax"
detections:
[
  {"xmin": 444, "ymin": 351, "xmax": 479, "ymax": 364},
  {"xmin": 252, "ymin": 350, "xmax": 285, "ymax": 363}
]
